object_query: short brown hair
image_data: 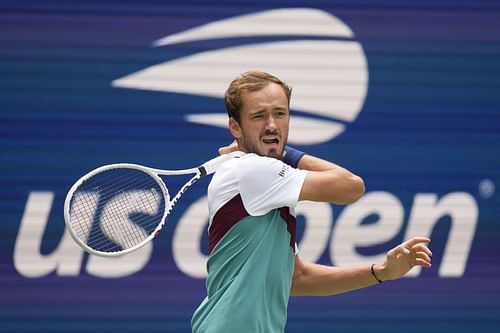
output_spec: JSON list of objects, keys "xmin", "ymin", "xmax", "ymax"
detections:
[{"xmin": 224, "ymin": 71, "xmax": 292, "ymax": 124}]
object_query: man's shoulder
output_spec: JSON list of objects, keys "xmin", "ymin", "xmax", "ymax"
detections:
[
  {"xmin": 239, "ymin": 153, "xmax": 283, "ymax": 169},
  {"xmin": 214, "ymin": 153, "xmax": 282, "ymax": 174},
  {"xmin": 212, "ymin": 153, "xmax": 289, "ymax": 187}
]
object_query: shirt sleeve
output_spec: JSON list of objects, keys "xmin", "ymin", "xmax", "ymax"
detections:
[{"xmin": 236, "ymin": 154, "xmax": 308, "ymax": 216}]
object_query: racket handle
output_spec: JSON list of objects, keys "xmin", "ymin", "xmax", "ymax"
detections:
[{"xmin": 199, "ymin": 152, "xmax": 244, "ymax": 176}]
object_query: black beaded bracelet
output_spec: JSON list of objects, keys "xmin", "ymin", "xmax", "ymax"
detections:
[{"xmin": 371, "ymin": 264, "xmax": 383, "ymax": 283}]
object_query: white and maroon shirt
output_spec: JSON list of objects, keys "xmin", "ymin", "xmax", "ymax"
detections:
[{"xmin": 192, "ymin": 153, "xmax": 308, "ymax": 333}]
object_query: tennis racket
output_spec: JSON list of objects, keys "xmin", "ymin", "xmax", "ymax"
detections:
[{"xmin": 64, "ymin": 152, "xmax": 242, "ymax": 257}]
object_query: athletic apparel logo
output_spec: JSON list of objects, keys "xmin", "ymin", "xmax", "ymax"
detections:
[
  {"xmin": 112, "ymin": 8, "xmax": 368, "ymax": 145},
  {"xmin": 279, "ymin": 164, "xmax": 290, "ymax": 178}
]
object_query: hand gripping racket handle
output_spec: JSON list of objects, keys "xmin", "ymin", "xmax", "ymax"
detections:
[{"xmin": 198, "ymin": 151, "xmax": 244, "ymax": 176}]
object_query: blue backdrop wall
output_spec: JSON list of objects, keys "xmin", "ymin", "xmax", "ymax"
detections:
[{"xmin": 1, "ymin": 1, "xmax": 499, "ymax": 332}]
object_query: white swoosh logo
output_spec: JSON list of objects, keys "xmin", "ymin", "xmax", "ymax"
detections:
[
  {"xmin": 112, "ymin": 8, "xmax": 368, "ymax": 145},
  {"xmin": 153, "ymin": 8, "xmax": 353, "ymax": 46}
]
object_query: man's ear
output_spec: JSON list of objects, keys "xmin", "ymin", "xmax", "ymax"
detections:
[{"xmin": 228, "ymin": 117, "xmax": 242, "ymax": 139}]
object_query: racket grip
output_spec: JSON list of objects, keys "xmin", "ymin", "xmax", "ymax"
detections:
[{"xmin": 199, "ymin": 152, "xmax": 243, "ymax": 176}]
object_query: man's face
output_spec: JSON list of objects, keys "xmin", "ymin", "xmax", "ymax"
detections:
[{"xmin": 230, "ymin": 82, "xmax": 290, "ymax": 159}]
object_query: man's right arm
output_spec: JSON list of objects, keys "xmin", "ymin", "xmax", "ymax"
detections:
[
  {"xmin": 218, "ymin": 140, "xmax": 364, "ymax": 205},
  {"xmin": 297, "ymin": 154, "xmax": 365, "ymax": 204}
]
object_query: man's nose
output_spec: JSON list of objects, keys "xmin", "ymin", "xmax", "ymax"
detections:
[{"xmin": 265, "ymin": 115, "xmax": 278, "ymax": 130}]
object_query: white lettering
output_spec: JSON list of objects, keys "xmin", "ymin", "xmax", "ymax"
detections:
[
  {"xmin": 173, "ymin": 196, "xmax": 209, "ymax": 278},
  {"xmin": 14, "ymin": 192, "xmax": 85, "ymax": 277},
  {"xmin": 86, "ymin": 244, "xmax": 152, "ymax": 278},
  {"xmin": 15, "ymin": 191, "xmax": 153, "ymax": 278},
  {"xmin": 330, "ymin": 192, "xmax": 404, "ymax": 268},
  {"xmin": 405, "ymin": 192, "xmax": 478, "ymax": 277},
  {"xmin": 86, "ymin": 190, "xmax": 157, "ymax": 278},
  {"xmin": 99, "ymin": 190, "xmax": 153, "ymax": 250},
  {"xmin": 67, "ymin": 191, "xmax": 100, "ymax": 246},
  {"xmin": 14, "ymin": 190, "xmax": 480, "ymax": 279},
  {"xmin": 295, "ymin": 201, "xmax": 332, "ymax": 263}
]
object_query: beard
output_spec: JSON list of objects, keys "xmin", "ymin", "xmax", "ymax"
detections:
[{"xmin": 238, "ymin": 135, "xmax": 286, "ymax": 160}]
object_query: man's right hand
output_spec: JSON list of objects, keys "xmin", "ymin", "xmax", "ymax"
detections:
[{"xmin": 218, "ymin": 140, "xmax": 239, "ymax": 155}]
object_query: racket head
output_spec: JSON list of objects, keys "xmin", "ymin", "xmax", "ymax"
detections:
[{"xmin": 64, "ymin": 164, "xmax": 170, "ymax": 257}]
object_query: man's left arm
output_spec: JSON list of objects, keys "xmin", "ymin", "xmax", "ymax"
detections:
[{"xmin": 291, "ymin": 237, "xmax": 432, "ymax": 296}]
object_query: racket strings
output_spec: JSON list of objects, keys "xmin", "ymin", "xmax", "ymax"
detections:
[
  {"xmin": 71, "ymin": 191, "xmax": 100, "ymax": 243},
  {"xmin": 77, "ymin": 180, "xmax": 161, "ymax": 251},
  {"xmin": 93, "ymin": 178, "xmax": 162, "ymax": 250},
  {"xmin": 98, "ymin": 189, "xmax": 151, "ymax": 249},
  {"xmin": 69, "ymin": 168, "xmax": 167, "ymax": 253}
]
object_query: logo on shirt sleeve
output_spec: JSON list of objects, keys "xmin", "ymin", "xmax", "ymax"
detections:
[{"xmin": 279, "ymin": 164, "xmax": 291, "ymax": 178}]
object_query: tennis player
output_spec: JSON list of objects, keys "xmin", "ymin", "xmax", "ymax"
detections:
[{"xmin": 191, "ymin": 71, "xmax": 432, "ymax": 333}]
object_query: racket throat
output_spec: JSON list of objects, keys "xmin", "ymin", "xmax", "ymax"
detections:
[{"xmin": 198, "ymin": 166, "xmax": 207, "ymax": 177}]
